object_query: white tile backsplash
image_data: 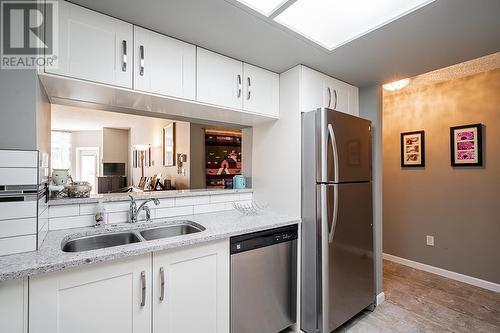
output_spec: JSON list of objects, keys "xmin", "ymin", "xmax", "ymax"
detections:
[
  {"xmin": 0, "ymin": 168, "xmax": 38, "ymax": 186},
  {"xmin": 79, "ymin": 203, "xmax": 98, "ymax": 216},
  {"xmin": 175, "ymin": 195, "xmax": 209, "ymax": 207},
  {"xmin": 210, "ymin": 194, "xmax": 240, "ymax": 203},
  {"xmin": 48, "ymin": 205, "xmax": 79, "ymax": 218},
  {"xmin": 239, "ymin": 193, "xmax": 253, "ymax": 201},
  {"xmin": 104, "ymin": 202, "xmax": 131, "ymax": 213},
  {"xmin": 46, "ymin": 192, "xmax": 252, "ymax": 231},
  {"xmin": 0, "ymin": 201, "xmax": 37, "ymax": 221},
  {"xmin": 50, "ymin": 215, "xmax": 96, "ymax": 230},
  {"xmin": 0, "ymin": 235, "xmax": 37, "ymax": 256},
  {"xmin": 193, "ymin": 203, "xmax": 226, "ymax": 214},
  {"xmin": 0, "ymin": 218, "xmax": 37, "ymax": 238},
  {"xmin": 0, "ymin": 150, "xmax": 38, "ymax": 168},
  {"xmin": 156, "ymin": 206, "xmax": 194, "ymax": 219}
]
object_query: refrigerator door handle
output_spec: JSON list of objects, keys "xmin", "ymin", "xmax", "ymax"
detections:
[
  {"xmin": 320, "ymin": 185, "xmax": 330, "ymax": 333},
  {"xmin": 327, "ymin": 124, "xmax": 339, "ymax": 183},
  {"xmin": 328, "ymin": 184, "xmax": 339, "ymax": 243}
]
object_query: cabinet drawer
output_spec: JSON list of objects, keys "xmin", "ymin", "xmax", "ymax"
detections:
[{"xmin": 0, "ymin": 218, "xmax": 36, "ymax": 238}]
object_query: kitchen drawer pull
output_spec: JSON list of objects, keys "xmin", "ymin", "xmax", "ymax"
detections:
[
  {"xmin": 159, "ymin": 267, "xmax": 165, "ymax": 302},
  {"xmin": 140, "ymin": 270, "xmax": 146, "ymax": 307},
  {"xmin": 237, "ymin": 74, "xmax": 242, "ymax": 98},
  {"xmin": 247, "ymin": 77, "xmax": 251, "ymax": 100},
  {"xmin": 139, "ymin": 45, "xmax": 145, "ymax": 76},
  {"xmin": 121, "ymin": 40, "xmax": 127, "ymax": 72},
  {"xmin": 327, "ymin": 87, "xmax": 332, "ymax": 108}
]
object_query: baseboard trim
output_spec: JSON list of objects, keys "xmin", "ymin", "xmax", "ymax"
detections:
[
  {"xmin": 376, "ymin": 292, "xmax": 385, "ymax": 305},
  {"xmin": 383, "ymin": 253, "xmax": 500, "ymax": 293}
]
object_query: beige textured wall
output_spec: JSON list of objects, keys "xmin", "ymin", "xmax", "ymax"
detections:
[{"xmin": 383, "ymin": 69, "xmax": 500, "ymax": 284}]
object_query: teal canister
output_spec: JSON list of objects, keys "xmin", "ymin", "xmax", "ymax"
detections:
[{"xmin": 233, "ymin": 175, "xmax": 246, "ymax": 189}]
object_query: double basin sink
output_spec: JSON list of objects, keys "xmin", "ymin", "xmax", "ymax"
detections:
[{"xmin": 62, "ymin": 222, "xmax": 204, "ymax": 253}]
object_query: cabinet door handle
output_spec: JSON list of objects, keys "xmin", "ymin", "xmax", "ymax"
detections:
[
  {"xmin": 237, "ymin": 74, "xmax": 242, "ymax": 98},
  {"xmin": 333, "ymin": 89, "xmax": 338, "ymax": 110},
  {"xmin": 247, "ymin": 77, "xmax": 251, "ymax": 100},
  {"xmin": 140, "ymin": 270, "xmax": 146, "ymax": 307},
  {"xmin": 139, "ymin": 45, "xmax": 145, "ymax": 76},
  {"xmin": 121, "ymin": 40, "xmax": 127, "ymax": 72},
  {"xmin": 159, "ymin": 267, "xmax": 165, "ymax": 302},
  {"xmin": 327, "ymin": 87, "xmax": 332, "ymax": 108}
]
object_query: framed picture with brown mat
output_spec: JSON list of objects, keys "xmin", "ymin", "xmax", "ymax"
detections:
[{"xmin": 401, "ymin": 130, "xmax": 425, "ymax": 167}]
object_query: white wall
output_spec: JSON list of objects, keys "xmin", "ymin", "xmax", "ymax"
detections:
[{"xmin": 251, "ymin": 66, "xmax": 301, "ymax": 218}]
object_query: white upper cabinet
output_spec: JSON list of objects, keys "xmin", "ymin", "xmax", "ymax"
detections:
[
  {"xmin": 196, "ymin": 48, "xmax": 243, "ymax": 110},
  {"xmin": 29, "ymin": 255, "xmax": 151, "ymax": 333},
  {"xmin": 152, "ymin": 240, "xmax": 229, "ymax": 333},
  {"xmin": 243, "ymin": 64, "xmax": 279, "ymax": 117},
  {"xmin": 48, "ymin": 1, "xmax": 133, "ymax": 88},
  {"xmin": 134, "ymin": 27, "xmax": 196, "ymax": 100},
  {"xmin": 300, "ymin": 66, "xmax": 359, "ymax": 116}
]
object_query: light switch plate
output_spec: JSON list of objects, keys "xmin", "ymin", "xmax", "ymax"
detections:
[{"xmin": 426, "ymin": 235, "xmax": 434, "ymax": 246}]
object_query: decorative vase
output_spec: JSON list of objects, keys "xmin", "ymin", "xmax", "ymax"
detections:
[{"xmin": 52, "ymin": 169, "xmax": 70, "ymax": 186}]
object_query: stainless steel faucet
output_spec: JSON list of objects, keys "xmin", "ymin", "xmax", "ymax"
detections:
[{"xmin": 129, "ymin": 195, "xmax": 160, "ymax": 223}]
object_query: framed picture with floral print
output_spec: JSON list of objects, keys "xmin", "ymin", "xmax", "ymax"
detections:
[{"xmin": 450, "ymin": 124, "xmax": 483, "ymax": 167}]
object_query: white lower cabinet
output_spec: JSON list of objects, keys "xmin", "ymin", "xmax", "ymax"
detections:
[
  {"xmin": 0, "ymin": 278, "xmax": 28, "ymax": 333},
  {"xmin": 29, "ymin": 255, "xmax": 152, "ymax": 333},
  {"xmin": 28, "ymin": 240, "xmax": 230, "ymax": 333},
  {"xmin": 152, "ymin": 239, "xmax": 230, "ymax": 333}
]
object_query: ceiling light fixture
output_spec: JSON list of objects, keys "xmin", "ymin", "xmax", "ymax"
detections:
[
  {"xmin": 235, "ymin": 0, "xmax": 289, "ymax": 16},
  {"xmin": 273, "ymin": 0, "xmax": 435, "ymax": 51},
  {"xmin": 383, "ymin": 78, "xmax": 410, "ymax": 91}
]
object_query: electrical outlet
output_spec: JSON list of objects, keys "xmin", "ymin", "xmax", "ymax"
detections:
[{"xmin": 426, "ymin": 235, "xmax": 434, "ymax": 246}]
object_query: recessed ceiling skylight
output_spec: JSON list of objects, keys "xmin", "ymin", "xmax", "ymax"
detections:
[
  {"xmin": 274, "ymin": 0, "xmax": 435, "ymax": 51},
  {"xmin": 235, "ymin": 0, "xmax": 289, "ymax": 16}
]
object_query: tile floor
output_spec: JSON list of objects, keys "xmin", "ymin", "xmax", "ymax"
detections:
[{"xmin": 336, "ymin": 260, "xmax": 500, "ymax": 332}]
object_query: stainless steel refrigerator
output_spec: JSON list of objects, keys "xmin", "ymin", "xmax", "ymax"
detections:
[{"xmin": 301, "ymin": 108, "xmax": 375, "ymax": 333}]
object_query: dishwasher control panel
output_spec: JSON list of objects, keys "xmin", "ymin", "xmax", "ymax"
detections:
[{"xmin": 230, "ymin": 224, "xmax": 298, "ymax": 254}]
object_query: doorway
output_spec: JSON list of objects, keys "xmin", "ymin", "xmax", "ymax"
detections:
[{"xmin": 76, "ymin": 147, "xmax": 100, "ymax": 194}]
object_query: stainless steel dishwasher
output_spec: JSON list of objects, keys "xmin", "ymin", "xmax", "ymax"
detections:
[{"xmin": 230, "ymin": 224, "xmax": 298, "ymax": 333}]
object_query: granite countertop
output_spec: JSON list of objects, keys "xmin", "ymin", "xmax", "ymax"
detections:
[
  {"xmin": 49, "ymin": 188, "xmax": 253, "ymax": 205},
  {"xmin": 0, "ymin": 210, "xmax": 300, "ymax": 281}
]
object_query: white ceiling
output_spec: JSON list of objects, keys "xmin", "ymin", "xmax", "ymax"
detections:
[{"xmin": 70, "ymin": 0, "xmax": 500, "ymax": 87}]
